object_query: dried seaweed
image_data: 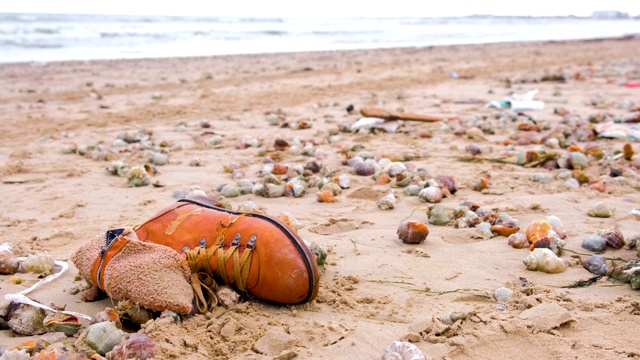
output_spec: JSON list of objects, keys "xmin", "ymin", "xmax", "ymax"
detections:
[{"xmin": 562, "ymin": 274, "xmax": 604, "ymax": 288}]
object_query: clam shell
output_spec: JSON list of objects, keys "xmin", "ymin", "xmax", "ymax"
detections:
[
  {"xmin": 85, "ymin": 321, "xmax": 126, "ymax": 356},
  {"xmin": 523, "ymin": 248, "xmax": 567, "ymax": 274},
  {"xmin": 382, "ymin": 341, "xmax": 426, "ymax": 360},
  {"xmin": 107, "ymin": 333, "xmax": 155, "ymax": 360},
  {"xmin": 7, "ymin": 303, "xmax": 47, "ymax": 336},
  {"xmin": 397, "ymin": 220, "xmax": 429, "ymax": 244},
  {"xmin": 581, "ymin": 255, "xmax": 609, "ymax": 276},
  {"xmin": 598, "ymin": 227, "xmax": 625, "ymax": 249},
  {"xmin": 581, "ymin": 235, "xmax": 607, "ymax": 253},
  {"xmin": 418, "ymin": 186, "xmax": 443, "ymax": 203}
]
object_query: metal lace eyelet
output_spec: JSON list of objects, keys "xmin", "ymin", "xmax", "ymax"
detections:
[
  {"xmin": 198, "ymin": 238, "xmax": 207, "ymax": 248},
  {"xmin": 245, "ymin": 235, "xmax": 257, "ymax": 249},
  {"xmin": 182, "ymin": 246, "xmax": 190, "ymax": 253},
  {"xmin": 231, "ymin": 233, "xmax": 241, "ymax": 246}
]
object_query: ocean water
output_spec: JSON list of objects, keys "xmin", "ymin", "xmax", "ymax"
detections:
[{"xmin": 0, "ymin": 13, "xmax": 638, "ymax": 63}]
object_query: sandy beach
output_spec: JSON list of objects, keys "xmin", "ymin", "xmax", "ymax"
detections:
[{"xmin": 1, "ymin": 36, "xmax": 640, "ymax": 359}]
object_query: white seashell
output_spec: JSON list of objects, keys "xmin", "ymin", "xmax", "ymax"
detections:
[
  {"xmin": 85, "ymin": 321, "xmax": 126, "ymax": 356},
  {"xmin": 0, "ymin": 349, "xmax": 30, "ymax": 360},
  {"xmin": 219, "ymin": 184, "xmax": 241, "ymax": 198},
  {"xmin": 377, "ymin": 191, "xmax": 396, "ymax": 210},
  {"xmin": 216, "ymin": 286, "xmax": 240, "ymax": 307},
  {"xmin": 337, "ymin": 174, "xmax": 350, "ymax": 189},
  {"xmin": 418, "ymin": 186, "xmax": 442, "ymax": 203},
  {"xmin": 630, "ymin": 208, "xmax": 640, "ymax": 221},
  {"xmin": 21, "ymin": 252, "xmax": 55, "ymax": 275},
  {"xmin": 382, "ymin": 341, "xmax": 425, "ymax": 360},
  {"xmin": 150, "ymin": 152, "xmax": 168, "ymax": 166},
  {"xmin": 494, "ymin": 287, "xmax": 513, "ymax": 303},
  {"xmin": 126, "ymin": 166, "xmax": 151, "ymax": 187},
  {"xmin": 587, "ymin": 202, "xmax": 614, "ymax": 218},
  {"xmin": 385, "ymin": 162, "xmax": 407, "ymax": 177},
  {"xmin": 523, "ymin": 248, "xmax": 567, "ymax": 274}
]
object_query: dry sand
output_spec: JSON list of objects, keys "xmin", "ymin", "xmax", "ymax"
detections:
[{"xmin": 1, "ymin": 37, "xmax": 640, "ymax": 359}]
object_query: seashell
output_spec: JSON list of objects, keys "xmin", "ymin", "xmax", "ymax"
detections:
[
  {"xmin": 459, "ymin": 201, "xmax": 480, "ymax": 211},
  {"xmin": 150, "ymin": 152, "xmax": 168, "ymax": 166},
  {"xmin": 525, "ymin": 220, "xmax": 553, "ymax": 244},
  {"xmin": 236, "ymin": 179, "xmax": 255, "ymax": 195},
  {"xmin": 310, "ymin": 243, "xmax": 328, "ymax": 268},
  {"xmin": 205, "ymin": 135, "xmax": 223, "ymax": 147},
  {"xmin": 385, "ymin": 162, "xmax": 407, "ymax": 177},
  {"xmin": 382, "ymin": 341, "xmax": 426, "ymax": 360},
  {"xmin": 159, "ymin": 310, "xmax": 181, "ymax": 323},
  {"xmin": 562, "ymin": 178, "xmax": 580, "ymax": 189},
  {"xmin": 472, "ymin": 174, "xmax": 491, "ymax": 191},
  {"xmin": 544, "ymin": 216, "xmax": 567, "ymax": 239},
  {"xmin": 353, "ymin": 162, "xmax": 375, "ymax": 176},
  {"xmin": 334, "ymin": 174, "xmax": 350, "ymax": 189},
  {"xmin": 581, "ymin": 255, "xmax": 609, "ymax": 276},
  {"xmin": 257, "ymin": 183, "xmax": 285, "ymax": 198},
  {"xmin": 0, "ymin": 243, "xmax": 20, "ymax": 275},
  {"xmin": 588, "ymin": 178, "xmax": 605, "ymax": 192},
  {"xmin": 587, "ymin": 202, "xmax": 614, "ymax": 218},
  {"xmin": 529, "ymin": 235, "xmax": 565, "ymax": 255},
  {"xmin": 321, "ymin": 182, "xmax": 342, "ymax": 196},
  {"xmin": 475, "ymin": 208, "xmax": 496, "ymax": 223},
  {"xmin": 377, "ymin": 191, "xmax": 396, "ymax": 210},
  {"xmin": 304, "ymin": 160, "xmax": 322, "ymax": 175},
  {"xmin": 219, "ymin": 184, "xmax": 241, "ymax": 198},
  {"xmin": 20, "ymin": 252, "xmax": 55, "ymax": 276},
  {"xmin": 316, "ymin": 190, "xmax": 336, "ymax": 203},
  {"xmin": 476, "ymin": 222, "xmax": 494, "ymax": 238},
  {"xmin": 397, "ymin": 220, "xmax": 429, "ymax": 244},
  {"xmin": 107, "ymin": 333, "xmax": 155, "ymax": 360},
  {"xmin": 631, "ymin": 269, "xmax": 640, "ymax": 290},
  {"xmin": 494, "ymin": 287, "xmax": 513, "ymax": 303},
  {"xmin": 597, "ymin": 227, "xmax": 625, "ymax": 249},
  {"xmin": 523, "ymin": 248, "xmax": 567, "ymax": 274},
  {"xmin": 581, "ymin": 235, "xmax": 607, "ymax": 253},
  {"xmin": 126, "ymin": 166, "xmax": 151, "ymax": 187},
  {"xmin": 91, "ymin": 308, "xmax": 122, "ymax": 328},
  {"xmin": 435, "ymin": 175, "xmax": 457, "ymax": 195},
  {"xmin": 508, "ymin": 233, "xmax": 529, "ymax": 249},
  {"xmin": 7, "ymin": 303, "xmax": 47, "ymax": 336},
  {"xmin": 271, "ymin": 163, "xmax": 289, "ymax": 175},
  {"xmin": 418, "ymin": 186, "xmax": 443, "ymax": 203},
  {"xmin": 402, "ymin": 184, "xmax": 422, "ymax": 196},
  {"xmin": 454, "ymin": 210, "xmax": 481, "ymax": 229},
  {"xmin": 115, "ymin": 300, "xmax": 152, "ymax": 326},
  {"xmin": 466, "ymin": 143, "xmax": 482, "ymax": 156},
  {"xmin": 85, "ymin": 321, "xmax": 126, "ymax": 356},
  {"xmin": 572, "ymin": 169, "xmax": 590, "ymax": 185},
  {"xmin": 630, "ymin": 209, "xmax": 640, "ymax": 221},
  {"xmin": 375, "ymin": 172, "xmax": 392, "ymax": 185},
  {"xmin": 428, "ymin": 205, "xmax": 452, "ymax": 226},
  {"xmin": 274, "ymin": 138, "xmax": 290, "ymax": 151},
  {"xmin": 625, "ymin": 233, "xmax": 639, "ymax": 250},
  {"xmin": 43, "ymin": 313, "xmax": 81, "ymax": 336},
  {"xmin": 189, "ymin": 157, "xmax": 203, "ymax": 167},
  {"xmin": 284, "ymin": 180, "xmax": 307, "ymax": 198},
  {"xmin": 530, "ymin": 173, "xmax": 552, "ymax": 184},
  {"xmin": 216, "ymin": 286, "xmax": 240, "ymax": 307},
  {"xmin": 491, "ymin": 219, "xmax": 519, "ymax": 237}
]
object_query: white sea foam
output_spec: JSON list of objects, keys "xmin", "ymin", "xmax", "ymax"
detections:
[{"xmin": 0, "ymin": 13, "xmax": 638, "ymax": 63}]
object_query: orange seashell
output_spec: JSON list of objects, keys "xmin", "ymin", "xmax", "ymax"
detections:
[
  {"xmin": 397, "ymin": 220, "xmax": 429, "ymax": 244},
  {"xmin": 525, "ymin": 220, "xmax": 552, "ymax": 244},
  {"xmin": 316, "ymin": 190, "xmax": 336, "ymax": 203},
  {"xmin": 588, "ymin": 178, "xmax": 605, "ymax": 192},
  {"xmin": 566, "ymin": 145, "xmax": 582, "ymax": 152},
  {"xmin": 491, "ymin": 220, "xmax": 519, "ymax": 237},
  {"xmin": 517, "ymin": 123, "xmax": 541, "ymax": 132},
  {"xmin": 473, "ymin": 174, "xmax": 491, "ymax": 192},
  {"xmin": 376, "ymin": 173, "xmax": 392, "ymax": 185},
  {"xmin": 271, "ymin": 163, "xmax": 288, "ymax": 175}
]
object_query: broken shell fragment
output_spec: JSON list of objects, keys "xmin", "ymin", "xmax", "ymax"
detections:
[
  {"xmin": 216, "ymin": 286, "xmax": 240, "ymax": 307},
  {"xmin": 397, "ymin": 220, "xmax": 429, "ymax": 244},
  {"xmin": 598, "ymin": 227, "xmax": 625, "ymax": 249},
  {"xmin": 587, "ymin": 202, "xmax": 615, "ymax": 218},
  {"xmin": 523, "ymin": 248, "xmax": 567, "ymax": 274},
  {"xmin": 0, "ymin": 243, "xmax": 20, "ymax": 275},
  {"xmin": 581, "ymin": 255, "xmax": 609, "ymax": 276}
]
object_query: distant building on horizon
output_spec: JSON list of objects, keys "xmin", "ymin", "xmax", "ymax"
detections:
[{"xmin": 591, "ymin": 10, "xmax": 630, "ymax": 19}]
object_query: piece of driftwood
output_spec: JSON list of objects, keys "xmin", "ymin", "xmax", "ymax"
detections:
[{"xmin": 360, "ymin": 107, "xmax": 442, "ymax": 122}]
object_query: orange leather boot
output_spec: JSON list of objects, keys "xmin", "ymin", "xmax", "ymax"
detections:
[{"xmin": 134, "ymin": 196, "xmax": 320, "ymax": 306}]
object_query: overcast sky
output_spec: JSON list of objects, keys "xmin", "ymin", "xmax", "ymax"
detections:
[{"xmin": 1, "ymin": 0, "xmax": 639, "ymax": 18}]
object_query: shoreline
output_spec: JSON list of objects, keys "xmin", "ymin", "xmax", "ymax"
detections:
[{"xmin": 1, "ymin": 36, "xmax": 640, "ymax": 359}]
